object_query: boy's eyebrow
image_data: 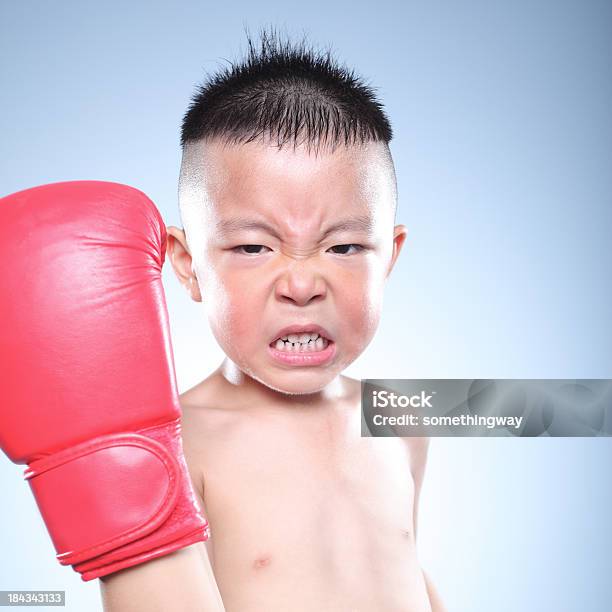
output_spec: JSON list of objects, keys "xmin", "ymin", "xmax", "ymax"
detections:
[
  {"xmin": 216, "ymin": 218, "xmax": 281, "ymax": 239},
  {"xmin": 321, "ymin": 216, "xmax": 375, "ymax": 237},
  {"xmin": 216, "ymin": 215, "xmax": 375, "ymax": 239}
]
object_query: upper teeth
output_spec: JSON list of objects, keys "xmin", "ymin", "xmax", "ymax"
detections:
[{"xmin": 281, "ymin": 332, "xmax": 321, "ymax": 344}]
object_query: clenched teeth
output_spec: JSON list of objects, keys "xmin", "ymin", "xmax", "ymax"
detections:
[
  {"xmin": 274, "ymin": 334, "xmax": 330, "ymax": 352},
  {"xmin": 282, "ymin": 332, "xmax": 321, "ymax": 343}
]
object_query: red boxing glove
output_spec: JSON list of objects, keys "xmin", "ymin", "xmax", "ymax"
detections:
[{"xmin": 0, "ymin": 181, "xmax": 209, "ymax": 581}]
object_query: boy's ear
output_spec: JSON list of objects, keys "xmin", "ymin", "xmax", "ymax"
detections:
[
  {"xmin": 386, "ymin": 224, "xmax": 408, "ymax": 278},
  {"xmin": 165, "ymin": 226, "xmax": 202, "ymax": 302}
]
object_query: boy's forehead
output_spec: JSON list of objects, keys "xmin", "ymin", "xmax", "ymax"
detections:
[{"xmin": 181, "ymin": 137, "xmax": 396, "ymax": 222}]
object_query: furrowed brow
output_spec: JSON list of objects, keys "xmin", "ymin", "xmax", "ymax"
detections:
[
  {"xmin": 320, "ymin": 215, "xmax": 375, "ymax": 238},
  {"xmin": 216, "ymin": 218, "xmax": 280, "ymax": 239},
  {"xmin": 216, "ymin": 214, "xmax": 375, "ymax": 240}
]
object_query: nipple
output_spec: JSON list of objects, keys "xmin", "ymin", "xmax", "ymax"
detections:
[{"xmin": 252, "ymin": 555, "xmax": 272, "ymax": 570}]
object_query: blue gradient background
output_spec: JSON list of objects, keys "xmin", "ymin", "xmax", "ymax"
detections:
[{"xmin": 1, "ymin": 1, "xmax": 610, "ymax": 610}]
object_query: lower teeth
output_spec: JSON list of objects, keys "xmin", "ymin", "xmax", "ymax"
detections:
[{"xmin": 273, "ymin": 338, "xmax": 330, "ymax": 352}]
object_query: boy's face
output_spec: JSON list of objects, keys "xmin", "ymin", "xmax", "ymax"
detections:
[{"xmin": 169, "ymin": 138, "xmax": 406, "ymax": 395}]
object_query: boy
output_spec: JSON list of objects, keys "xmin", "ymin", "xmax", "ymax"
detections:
[{"xmin": 103, "ymin": 30, "xmax": 445, "ymax": 611}]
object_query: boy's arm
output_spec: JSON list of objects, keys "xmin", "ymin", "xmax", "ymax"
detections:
[
  {"xmin": 100, "ymin": 542, "xmax": 224, "ymax": 612},
  {"xmin": 409, "ymin": 437, "xmax": 447, "ymax": 612},
  {"xmin": 99, "ymin": 543, "xmax": 224, "ymax": 612},
  {"xmin": 422, "ymin": 569, "xmax": 447, "ymax": 612},
  {"xmin": 100, "ymin": 472, "xmax": 224, "ymax": 612}
]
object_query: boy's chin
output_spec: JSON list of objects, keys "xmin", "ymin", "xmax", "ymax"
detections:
[{"xmin": 252, "ymin": 368, "xmax": 338, "ymax": 397}]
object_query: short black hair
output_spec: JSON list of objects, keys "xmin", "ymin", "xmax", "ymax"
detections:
[{"xmin": 180, "ymin": 26, "xmax": 393, "ymax": 154}]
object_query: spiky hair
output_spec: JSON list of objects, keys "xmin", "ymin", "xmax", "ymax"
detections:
[{"xmin": 180, "ymin": 26, "xmax": 393, "ymax": 154}]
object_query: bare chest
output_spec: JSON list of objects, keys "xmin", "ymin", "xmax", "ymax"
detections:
[{"xmin": 200, "ymin": 415, "xmax": 416, "ymax": 561}]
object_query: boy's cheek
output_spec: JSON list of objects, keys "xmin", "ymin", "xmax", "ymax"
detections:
[
  {"xmin": 198, "ymin": 270, "xmax": 247, "ymax": 334},
  {"xmin": 346, "ymin": 280, "xmax": 385, "ymax": 341},
  {"xmin": 200, "ymin": 264, "xmax": 251, "ymax": 300},
  {"xmin": 213, "ymin": 277, "xmax": 264, "ymax": 333},
  {"xmin": 209, "ymin": 286, "xmax": 252, "ymax": 330},
  {"xmin": 351, "ymin": 292, "xmax": 382, "ymax": 334}
]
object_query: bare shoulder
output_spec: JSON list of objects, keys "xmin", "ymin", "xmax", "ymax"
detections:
[
  {"xmin": 178, "ymin": 373, "xmax": 243, "ymax": 499},
  {"xmin": 179, "ymin": 374, "xmax": 242, "ymax": 442}
]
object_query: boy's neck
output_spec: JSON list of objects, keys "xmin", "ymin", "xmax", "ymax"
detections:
[{"xmin": 217, "ymin": 357, "xmax": 352, "ymax": 413}]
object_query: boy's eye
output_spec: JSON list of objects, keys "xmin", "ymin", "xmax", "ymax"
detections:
[
  {"xmin": 328, "ymin": 244, "xmax": 364, "ymax": 255},
  {"xmin": 232, "ymin": 244, "xmax": 271, "ymax": 255}
]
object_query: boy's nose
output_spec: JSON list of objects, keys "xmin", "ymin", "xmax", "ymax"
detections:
[{"xmin": 274, "ymin": 264, "xmax": 327, "ymax": 306}]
